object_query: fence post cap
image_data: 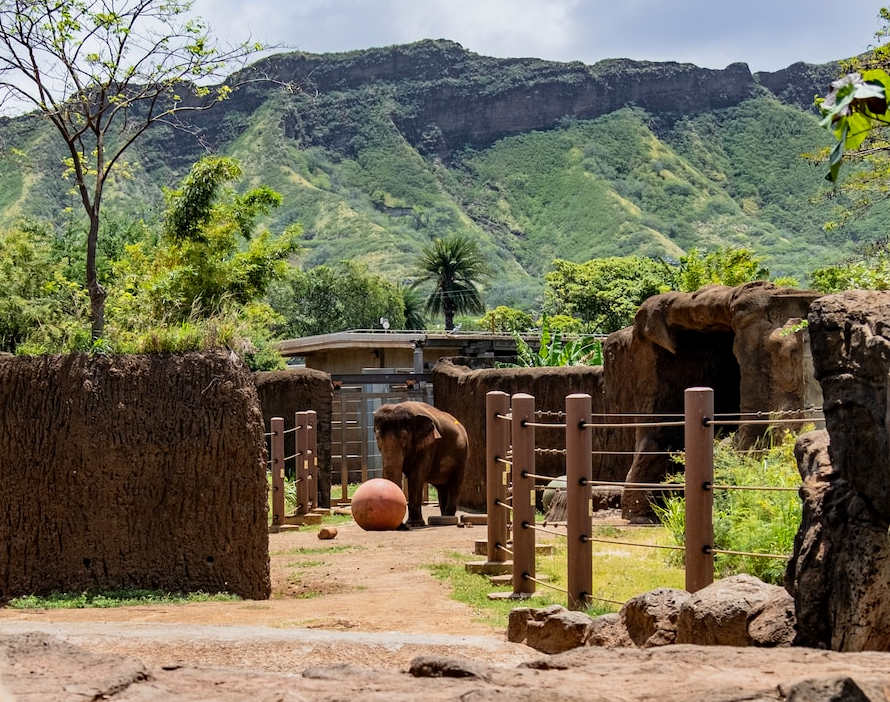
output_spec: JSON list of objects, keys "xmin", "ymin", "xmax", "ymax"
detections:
[
  {"xmin": 565, "ymin": 393, "xmax": 592, "ymax": 400},
  {"xmin": 486, "ymin": 390, "xmax": 510, "ymax": 398},
  {"xmin": 685, "ymin": 387, "xmax": 714, "ymax": 393},
  {"xmin": 512, "ymin": 393, "xmax": 534, "ymax": 400}
]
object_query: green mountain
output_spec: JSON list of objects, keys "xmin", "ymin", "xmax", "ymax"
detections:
[{"xmin": 0, "ymin": 40, "xmax": 880, "ymax": 308}]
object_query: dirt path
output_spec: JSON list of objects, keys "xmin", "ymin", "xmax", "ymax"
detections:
[{"xmin": 0, "ymin": 508, "xmax": 535, "ymax": 670}]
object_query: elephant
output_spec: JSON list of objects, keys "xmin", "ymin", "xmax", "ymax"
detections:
[{"xmin": 373, "ymin": 401, "xmax": 467, "ymax": 527}]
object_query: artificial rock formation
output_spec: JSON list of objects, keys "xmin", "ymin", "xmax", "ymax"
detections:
[
  {"xmin": 0, "ymin": 352, "xmax": 270, "ymax": 601},
  {"xmin": 603, "ymin": 282, "xmax": 821, "ymax": 519},
  {"xmin": 432, "ymin": 362, "xmax": 623, "ymax": 510},
  {"xmin": 786, "ymin": 291, "xmax": 890, "ymax": 651}
]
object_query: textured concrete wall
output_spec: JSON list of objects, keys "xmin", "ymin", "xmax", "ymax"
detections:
[
  {"xmin": 254, "ymin": 368, "xmax": 333, "ymax": 507},
  {"xmin": 432, "ymin": 361, "xmax": 626, "ymax": 510},
  {"xmin": 0, "ymin": 352, "xmax": 270, "ymax": 602}
]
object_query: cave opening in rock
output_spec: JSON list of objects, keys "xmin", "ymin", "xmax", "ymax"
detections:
[{"xmin": 671, "ymin": 329, "xmax": 741, "ymax": 428}]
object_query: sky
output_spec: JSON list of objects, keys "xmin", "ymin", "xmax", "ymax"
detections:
[{"xmin": 194, "ymin": 0, "xmax": 887, "ymax": 72}]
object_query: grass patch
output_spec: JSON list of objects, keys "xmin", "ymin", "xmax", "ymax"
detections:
[
  {"xmin": 298, "ymin": 513, "xmax": 354, "ymax": 532},
  {"xmin": 653, "ymin": 432, "xmax": 803, "ymax": 584},
  {"xmin": 430, "ymin": 527, "xmax": 685, "ymax": 629},
  {"xmin": 270, "ymin": 544, "xmax": 360, "ymax": 557},
  {"xmin": 6, "ymin": 589, "xmax": 240, "ymax": 609},
  {"xmin": 287, "ymin": 559, "xmax": 325, "ymax": 568}
]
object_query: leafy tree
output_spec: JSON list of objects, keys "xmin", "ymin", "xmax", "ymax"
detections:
[
  {"xmin": 398, "ymin": 283, "xmax": 426, "ymax": 330},
  {"xmin": 0, "ymin": 1, "xmax": 269, "ymax": 337},
  {"xmin": 415, "ymin": 234, "xmax": 487, "ymax": 330},
  {"xmin": 813, "ymin": 9, "xmax": 890, "ymax": 183},
  {"xmin": 810, "ymin": 247, "xmax": 890, "ymax": 292},
  {"xmin": 111, "ymin": 156, "xmax": 297, "ymax": 325},
  {"xmin": 540, "ymin": 314, "xmax": 585, "ymax": 334},
  {"xmin": 269, "ymin": 262, "xmax": 407, "ymax": 338},
  {"xmin": 544, "ymin": 256, "xmax": 671, "ymax": 333},
  {"xmin": 668, "ymin": 247, "xmax": 774, "ymax": 292},
  {"xmin": 478, "ymin": 305, "xmax": 534, "ymax": 333},
  {"xmin": 101, "ymin": 156, "xmax": 297, "ymax": 368},
  {"xmin": 0, "ymin": 228, "xmax": 88, "ymax": 352}
]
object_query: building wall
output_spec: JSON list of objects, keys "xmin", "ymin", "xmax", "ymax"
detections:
[{"xmin": 304, "ymin": 346, "xmax": 460, "ymax": 374}]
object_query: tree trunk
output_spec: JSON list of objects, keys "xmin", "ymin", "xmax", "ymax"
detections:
[
  {"xmin": 444, "ymin": 301, "xmax": 455, "ymax": 331},
  {"xmin": 85, "ymin": 212, "xmax": 107, "ymax": 339}
]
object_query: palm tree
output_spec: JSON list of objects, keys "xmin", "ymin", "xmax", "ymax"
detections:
[
  {"xmin": 415, "ymin": 235, "xmax": 487, "ymax": 330},
  {"xmin": 398, "ymin": 283, "xmax": 427, "ymax": 330}
]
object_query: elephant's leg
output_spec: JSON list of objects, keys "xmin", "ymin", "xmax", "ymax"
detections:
[
  {"xmin": 406, "ymin": 475, "xmax": 425, "ymax": 526},
  {"xmin": 442, "ymin": 477, "xmax": 460, "ymax": 517},
  {"xmin": 436, "ymin": 484, "xmax": 448, "ymax": 514}
]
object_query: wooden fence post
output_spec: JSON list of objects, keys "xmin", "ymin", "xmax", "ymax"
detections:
[
  {"xmin": 296, "ymin": 410, "xmax": 310, "ymax": 516},
  {"xmin": 486, "ymin": 391, "xmax": 510, "ymax": 564},
  {"xmin": 566, "ymin": 393, "xmax": 592, "ymax": 610},
  {"xmin": 684, "ymin": 386, "xmax": 714, "ymax": 592},
  {"xmin": 512, "ymin": 393, "xmax": 536, "ymax": 596},
  {"xmin": 271, "ymin": 417, "xmax": 285, "ymax": 531},
  {"xmin": 307, "ymin": 410, "xmax": 318, "ymax": 510}
]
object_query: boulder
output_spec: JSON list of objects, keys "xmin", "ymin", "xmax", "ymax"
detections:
[
  {"xmin": 509, "ymin": 605, "xmax": 596, "ymax": 654},
  {"xmin": 782, "ymin": 676, "xmax": 888, "ymax": 702},
  {"xmin": 317, "ymin": 527, "xmax": 338, "ymax": 540},
  {"xmin": 408, "ymin": 656, "xmax": 492, "ymax": 681},
  {"xmin": 676, "ymin": 575, "xmax": 794, "ymax": 647},
  {"xmin": 747, "ymin": 587, "xmax": 796, "ymax": 647},
  {"xmin": 586, "ymin": 613, "xmax": 633, "ymax": 648},
  {"xmin": 620, "ymin": 588, "xmax": 691, "ymax": 647},
  {"xmin": 507, "ymin": 607, "xmax": 530, "ymax": 644},
  {"xmin": 786, "ymin": 292, "xmax": 890, "ymax": 651}
]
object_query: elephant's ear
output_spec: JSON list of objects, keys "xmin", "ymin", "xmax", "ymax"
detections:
[{"xmin": 412, "ymin": 413, "xmax": 442, "ymax": 451}]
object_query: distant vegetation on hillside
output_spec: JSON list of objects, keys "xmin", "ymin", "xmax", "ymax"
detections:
[{"xmin": 0, "ymin": 40, "xmax": 887, "ymax": 314}]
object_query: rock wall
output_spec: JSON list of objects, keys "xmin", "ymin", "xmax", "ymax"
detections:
[
  {"xmin": 786, "ymin": 291, "xmax": 890, "ymax": 651},
  {"xmin": 604, "ymin": 282, "xmax": 821, "ymax": 518},
  {"xmin": 0, "ymin": 352, "xmax": 270, "ymax": 602},
  {"xmin": 432, "ymin": 360, "xmax": 627, "ymax": 510},
  {"xmin": 254, "ymin": 368, "xmax": 334, "ymax": 508}
]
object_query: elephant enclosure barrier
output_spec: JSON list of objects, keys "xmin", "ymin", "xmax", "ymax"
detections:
[
  {"xmin": 266, "ymin": 410, "xmax": 319, "ymax": 531},
  {"xmin": 482, "ymin": 389, "xmax": 823, "ymax": 609}
]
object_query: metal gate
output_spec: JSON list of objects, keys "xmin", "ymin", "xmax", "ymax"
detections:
[{"xmin": 331, "ymin": 381, "xmax": 432, "ymax": 500}]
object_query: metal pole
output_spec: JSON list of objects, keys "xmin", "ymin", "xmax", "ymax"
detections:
[
  {"xmin": 271, "ymin": 417, "xmax": 285, "ymax": 531},
  {"xmin": 360, "ymin": 394, "xmax": 368, "ymax": 484},
  {"xmin": 512, "ymin": 393, "xmax": 535, "ymax": 596},
  {"xmin": 486, "ymin": 391, "xmax": 510, "ymax": 564},
  {"xmin": 296, "ymin": 410, "xmax": 310, "ymax": 516},
  {"xmin": 339, "ymin": 391, "xmax": 348, "ymax": 502},
  {"xmin": 566, "ymin": 393, "xmax": 592, "ymax": 610},
  {"xmin": 307, "ymin": 410, "xmax": 318, "ymax": 510},
  {"xmin": 685, "ymin": 387, "xmax": 714, "ymax": 592}
]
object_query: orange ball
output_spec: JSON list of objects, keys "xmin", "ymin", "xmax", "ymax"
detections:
[{"xmin": 351, "ymin": 478, "xmax": 407, "ymax": 531}]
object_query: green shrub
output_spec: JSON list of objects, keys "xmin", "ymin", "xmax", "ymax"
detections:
[{"xmin": 653, "ymin": 431, "xmax": 802, "ymax": 584}]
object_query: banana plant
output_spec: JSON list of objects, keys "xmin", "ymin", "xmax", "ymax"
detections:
[{"xmin": 509, "ymin": 316, "xmax": 602, "ymax": 367}]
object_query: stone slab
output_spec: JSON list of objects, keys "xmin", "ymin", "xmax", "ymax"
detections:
[{"xmin": 465, "ymin": 560, "xmax": 513, "ymax": 576}]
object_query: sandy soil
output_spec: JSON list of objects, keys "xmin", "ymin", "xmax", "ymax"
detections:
[
  {"xmin": 3, "ymin": 507, "xmax": 890, "ymax": 700},
  {"xmin": 0, "ymin": 507, "xmax": 535, "ymax": 671}
]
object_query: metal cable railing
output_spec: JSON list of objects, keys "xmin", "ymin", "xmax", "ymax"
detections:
[{"xmin": 479, "ymin": 389, "xmax": 804, "ymax": 611}]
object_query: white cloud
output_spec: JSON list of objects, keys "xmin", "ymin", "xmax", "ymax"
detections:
[{"xmin": 193, "ymin": 0, "xmax": 885, "ymax": 71}]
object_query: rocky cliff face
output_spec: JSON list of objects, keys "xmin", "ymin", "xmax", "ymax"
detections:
[{"xmin": 233, "ymin": 39, "xmax": 808, "ymax": 157}]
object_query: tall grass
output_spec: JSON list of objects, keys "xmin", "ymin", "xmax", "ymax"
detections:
[{"xmin": 653, "ymin": 431, "xmax": 802, "ymax": 584}]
